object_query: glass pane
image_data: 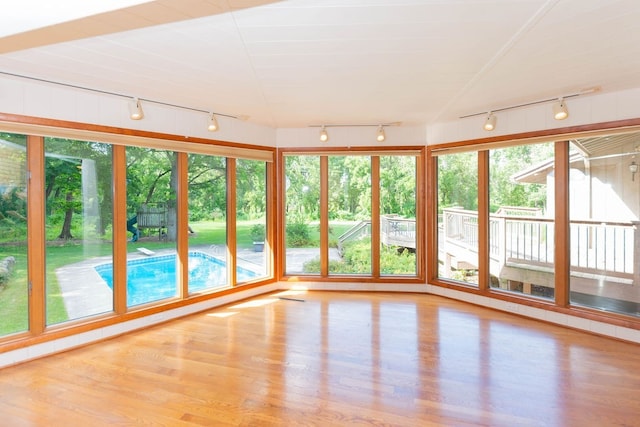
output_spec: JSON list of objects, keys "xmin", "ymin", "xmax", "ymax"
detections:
[
  {"xmin": 380, "ymin": 155, "xmax": 417, "ymax": 276},
  {"xmin": 0, "ymin": 133, "xmax": 28, "ymax": 336},
  {"xmin": 44, "ymin": 138, "xmax": 114, "ymax": 325},
  {"xmin": 489, "ymin": 143, "xmax": 554, "ymax": 299},
  {"xmin": 569, "ymin": 134, "xmax": 640, "ymax": 316},
  {"xmin": 120, "ymin": 147, "xmax": 177, "ymax": 307},
  {"xmin": 328, "ymin": 156, "xmax": 372, "ymax": 275},
  {"xmin": 284, "ymin": 155, "xmax": 320, "ymax": 275},
  {"xmin": 187, "ymin": 154, "xmax": 228, "ymax": 293},
  {"xmin": 236, "ymin": 159, "xmax": 268, "ymax": 281},
  {"xmin": 437, "ymin": 152, "xmax": 478, "ymax": 286}
]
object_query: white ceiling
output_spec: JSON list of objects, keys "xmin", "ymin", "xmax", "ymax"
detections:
[{"xmin": 1, "ymin": 0, "xmax": 640, "ymax": 129}]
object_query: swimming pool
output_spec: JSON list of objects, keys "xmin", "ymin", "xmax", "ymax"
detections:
[{"xmin": 95, "ymin": 251, "xmax": 257, "ymax": 306}]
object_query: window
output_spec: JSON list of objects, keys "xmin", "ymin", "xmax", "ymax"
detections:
[
  {"xmin": 0, "ymin": 133, "xmax": 28, "ymax": 336},
  {"xmin": 436, "ymin": 151, "xmax": 478, "ymax": 286},
  {"xmin": 569, "ymin": 134, "xmax": 640, "ymax": 316},
  {"xmin": 236, "ymin": 159, "xmax": 268, "ymax": 281},
  {"xmin": 187, "ymin": 153, "xmax": 228, "ymax": 293},
  {"xmin": 123, "ymin": 146, "xmax": 179, "ymax": 307},
  {"xmin": 432, "ymin": 128, "xmax": 640, "ymax": 321},
  {"xmin": 284, "ymin": 155, "xmax": 320, "ymax": 275},
  {"xmin": 489, "ymin": 142, "xmax": 555, "ymax": 300},
  {"xmin": 283, "ymin": 151, "xmax": 421, "ymax": 279},
  {"xmin": 380, "ymin": 155, "xmax": 417, "ymax": 276},
  {"xmin": 328, "ymin": 155, "xmax": 372, "ymax": 275},
  {"xmin": 44, "ymin": 138, "xmax": 114, "ymax": 324}
]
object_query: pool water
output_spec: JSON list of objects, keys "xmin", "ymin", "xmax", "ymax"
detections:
[{"xmin": 95, "ymin": 251, "xmax": 257, "ymax": 306}]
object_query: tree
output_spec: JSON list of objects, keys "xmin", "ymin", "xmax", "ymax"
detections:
[
  {"xmin": 45, "ymin": 157, "xmax": 82, "ymax": 239},
  {"xmin": 187, "ymin": 154, "xmax": 226, "ymax": 221},
  {"xmin": 437, "ymin": 152, "xmax": 478, "ymax": 212}
]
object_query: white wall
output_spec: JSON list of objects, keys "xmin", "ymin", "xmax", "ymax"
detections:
[
  {"xmin": 0, "ymin": 74, "xmax": 277, "ymax": 147},
  {"xmin": 427, "ymin": 88, "xmax": 640, "ymax": 145},
  {"xmin": 277, "ymin": 124, "xmax": 427, "ymax": 148}
]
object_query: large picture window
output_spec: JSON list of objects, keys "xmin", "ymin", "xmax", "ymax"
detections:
[
  {"xmin": 187, "ymin": 154, "xmax": 228, "ymax": 293},
  {"xmin": 489, "ymin": 142, "xmax": 555, "ymax": 300},
  {"xmin": 236, "ymin": 159, "xmax": 268, "ymax": 282},
  {"xmin": 436, "ymin": 151, "xmax": 478, "ymax": 286},
  {"xmin": 380, "ymin": 155, "xmax": 417, "ymax": 276},
  {"xmin": 328, "ymin": 155, "xmax": 372, "ymax": 276},
  {"xmin": 432, "ymin": 129, "xmax": 640, "ymax": 322},
  {"xmin": 282, "ymin": 151, "xmax": 421, "ymax": 280},
  {"xmin": 123, "ymin": 147, "xmax": 178, "ymax": 307},
  {"xmin": 568, "ymin": 134, "xmax": 640, "ymax": 316},
  {"xmin": 284, "ymin": 155, "xmax": 321, "ymax": 275},
  {"xmin": 44, "ymin": 138, "xmax": 114, "ymax": 324}
]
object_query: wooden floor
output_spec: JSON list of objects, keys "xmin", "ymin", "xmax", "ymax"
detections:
[{"xmin": 1, "ymin": 291, "xmax": 640, "ymax": 426}]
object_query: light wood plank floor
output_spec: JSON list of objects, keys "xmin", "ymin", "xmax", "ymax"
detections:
[{"xmin": 1, "ymin": 290, "xmax": 640, "ymax": 426}]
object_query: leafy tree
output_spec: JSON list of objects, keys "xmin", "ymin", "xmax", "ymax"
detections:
[
  {"xmin": 380, "ymin": 155, "xmax": 416, "ymax": 217},
  {"xmin": 187, "ymin": 154, "xmax": 226, "ymax": 221},
  {"xmin": 285, "ymin": 156, "xmax": 320, "ymax": 221},
  {"xmin": 489, "ymin": 143, "xmax": 553, "ymax": 212},
  {"xmin": 437, "ymin": 152, "xmax": 478, "ymax": 212},
  {"xmin": 236, "ymin": 159, "xmax": 266, "ymax": 220}
]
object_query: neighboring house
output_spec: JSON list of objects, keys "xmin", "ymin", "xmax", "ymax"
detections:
[{"xmin": 0, "ymin": 139, "xmax": 27, "ymax": 193}]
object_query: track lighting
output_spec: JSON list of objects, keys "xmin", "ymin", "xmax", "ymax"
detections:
[
  {"xmin": 462, "ymin": 87, "xmax": 597, "ymax": 124},
  {"xmin": 207, "ymin": 113, "xmax": 219, "ymax": 132},
  {"xmin": 553, "ymin": 98, "xmax": 569, "ymax": 120},
  {"xmin": 483, "ymin": 112, "xmax": 496, "ymax": 131},
  {"xmin": 319, "ymin": 126, "xmax": 329, "ymax": 142},
  {"xmin": 310, "ymin": 122, "xmax": 400, "ymax": 141},
  {"xmin": 128, "ymin": 97, "xmax": 144, "ymax": 120}
]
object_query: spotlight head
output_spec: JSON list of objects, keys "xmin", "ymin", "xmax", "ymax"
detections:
[
  {"xmin": 319, "ymin": 126, "xmax": 329, "ymax": 142},
  {"xmin": 553, "ymin": 98, "xmax": 569, "ymax": 120},
  {"xmin": 129, "ymin": 97, "xmax": 144, "ymax": 120},
  {"xmin": 207, "ymin": 113, "xmax": 219, "ymax": 132},
  {"xmin": 376, "ymin": 125, "xmax": 386, "ymax": 142},
  {"xmin": 483, "ymin": 112, "xmax": 496, "ymax": 131}
]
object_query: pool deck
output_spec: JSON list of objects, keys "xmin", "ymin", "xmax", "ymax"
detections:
[{"xmin": 56, "ymin": 246, "xmax": 337, "ymax": 320}]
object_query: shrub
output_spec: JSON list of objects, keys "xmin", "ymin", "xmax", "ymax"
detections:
[
  {"xmin": 250, "ymin": 224, "xmax": 265, "ymax": 242},
  {"xmin": 0, "ymin": 256, "xmax": 16, "ymax": 288},
  {"xmin": 302, "ymin": 239, "xmax": 416, "ymax": 275},
  {"xmin": 286, "ymin": 220, "xmax": 311, "ymax": 247}
]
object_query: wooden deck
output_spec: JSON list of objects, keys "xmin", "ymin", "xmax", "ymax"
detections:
[{"xmin": 1, "ymin": 291, "xmax": 639, "ymax": 426}]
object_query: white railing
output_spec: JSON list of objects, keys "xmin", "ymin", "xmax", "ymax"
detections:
[
  {"xmin": 380, "ymin": 215, "xmax": 416, "ymax": 248},
  {"xmin": 442, "ymin": 207, "xmax": 638, "ymax": 280}
]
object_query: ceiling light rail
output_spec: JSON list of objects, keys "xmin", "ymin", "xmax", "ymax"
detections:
[
  {"xmin": 461, "ymin": 87, "xmax": 599, "ymax": 131},
  {"xmin": 0, "ymin": 70, "xmax": 247, "ymax": 132},
  {"xmin": 309, "ymin": 122, "xmax": 401, "ymax": 143}
]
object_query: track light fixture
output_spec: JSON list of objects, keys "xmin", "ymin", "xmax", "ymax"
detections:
[
  {"xmin": 462, "ymin": 87, "xmax": 598, "ymax": 125},
  {"xmin": 553, "ymin": 98, "xmax": 569, "ymax": 120},
  {"xmin": 128, "ymin": 97, "xmax": 144, "ymax": 120},
  {"xmin": 483, "ymin": 112, "xmax": 497, "ymax": 131},
  {"xmin": 207, "ymin": 113, "xmax": 219, "ymax": 132},
  {"xmin": 319, "ymin": 126, "xmax": 329, "ymax": 142},
  {"xmin": 310, "ymin": 122, "xmax": 400, "ymax": 143}
]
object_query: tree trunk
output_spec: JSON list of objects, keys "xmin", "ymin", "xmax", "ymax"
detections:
[
  {"xmin": 58, "ymin": 192, "xmax": 74, "ymax": 239},
  {"xmin": 166, "ymin": 152, "xmax": 178, "ymax": 242}
]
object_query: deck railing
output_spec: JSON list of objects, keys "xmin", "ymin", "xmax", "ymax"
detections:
[
  {"xmin": 442, "ymin": 207, "xmax": 638, "ymax": 280},
  {"xmin": 380, "ymin": 215, "xmax": 416, "ymax": 248},
  {"xmin": 338, "ymin": 215, "xmax": 417, "ymax": 252}
]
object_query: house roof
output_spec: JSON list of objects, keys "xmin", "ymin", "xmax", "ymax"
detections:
[
  {"xmin": 1, "ymin": 1, "xmax": 640, "ymax": 129},
  {"xmin": 511, "ymin": 130, "xmax": 640, "ymax": 184}
]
